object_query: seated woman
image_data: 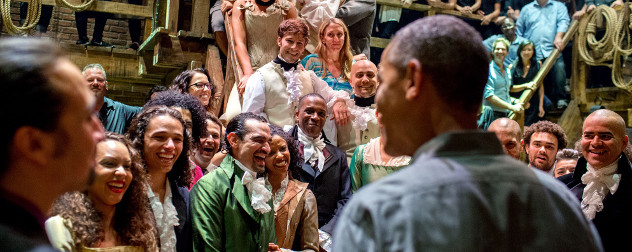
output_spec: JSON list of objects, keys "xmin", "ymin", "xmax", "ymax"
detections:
[
  {"xmin": 349, "ymin": 113, "xmax": 410, "ymax": 192},
  {"xmin": 266, "ymin": 125, "xmax": 319, "ymax": 252},
  {"xmin": 127, "ymin": 106, "xmax": 193, "ymax": 252},
  {"xmin": 483, "ymin": 37, "xmax": 533, "ymax": 122},
  {"xmin": 46, "ymin": 132, "xmax": 157, "ymax": 252},
  {"xmin": 170, "ymin": 68, "xmax": 216, "ymax": 113},
  {"xmin": 510, "ymin": 40, "xmax": 552, "ymax": 126},
  {"xmin": 301, "ymin": 18, "xmax": 354, "ymax": 95}
]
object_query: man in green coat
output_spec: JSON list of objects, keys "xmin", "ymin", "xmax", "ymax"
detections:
[{"xmin": 191, "ymin": 112, "xmax": 277, "ymax": 251}]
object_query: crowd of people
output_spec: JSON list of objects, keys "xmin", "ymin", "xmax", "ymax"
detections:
[{"xmin": 0, "ymin": 1, "xmax": 631, "ymax": 251}]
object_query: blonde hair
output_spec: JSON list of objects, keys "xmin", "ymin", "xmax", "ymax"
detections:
[{"xmin": 315, "ymin": 18, "xmax": 353, "ymax": 81}]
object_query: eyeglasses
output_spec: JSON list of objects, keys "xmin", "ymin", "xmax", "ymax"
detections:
[{"xmin": 188, "ymin": 82, "xmax": 212, "ymax": 89}]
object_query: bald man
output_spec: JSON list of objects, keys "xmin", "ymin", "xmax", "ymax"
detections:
[
  {"xmin": 337, "ymin": 60, "xmax": 380, "ymax": 162},
  {"xmin": 487, "ymin": 118, "xmax": 522, "ymax": 159},
  {"xmin": 559, "ymin": 109, "xmax": 630, "ymax": 251}
]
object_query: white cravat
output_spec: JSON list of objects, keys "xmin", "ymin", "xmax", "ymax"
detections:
[
  {"xmin": 581, "ymin": 158, "xmax": 621, "ymax": 220},
  {"xmin": 283, "ymin": 69, "xmax": 302, "ymax": 105},
  {"xmin": 349, "ymin": 104, "xmax": 376, "ymax": 131},
  {"xmin": 298, "ymin": 127, "xmax": 326, "ymax": 172},
  {"xmin": 235, "ymin": 159, "xmax": 272, "ymax": 214}
]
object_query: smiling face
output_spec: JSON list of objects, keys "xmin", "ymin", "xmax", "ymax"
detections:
[
  {"xmin": 493, "ymin": 42, "xmax": 508, "ymax": 63},
  {"xmin": 322, "ymin": 23, "xmax": 345, "ymax": 52},
  {"xmin": 554, "ymin": 159, "xmax": 577, "ymax": 178},
  {"xmin": 265, "ymin": 135, "xmax": 291, "ymax": 178},
  {"xmin": 143, "ymin": 115, "xmax": 184, "ymax": 175},
  {"xmin": 194, "ymin": 119, "xmax": 222, "ymax": 165},
  {"xmin": 581, "ymin": 114, "xmax": 629, "ymax": 169},
  {"xmin": 83, "ymin": 67, "xmax": 107, "ymax": 101},
  {"xmin": 187, "ymin": 72, "xmax": 212, "ymax": 107},
  {"xmin": 88, "ymin": 140, "xmax": 133, "ymax": 207},
  {"xmin": 229, "ymin": 120, "xmax": 271, "ymax": 173},
  {"xmin": 296, "ymin": 96, "xmax": 328, "ymax": 138},
  {"xmin": 525, "ymin": 132, "xmax": 559, "ymax": 172},
  {"xmin": 277, "ymin": 33, "xmax": 306, "ymax": 63},
  {"xmin": 350, "ymin": 60, "xmax": 378, "ymax": 98},
  {"xmin": 520, "ymin": 44, "xmax": 535, "ymax": 62}
]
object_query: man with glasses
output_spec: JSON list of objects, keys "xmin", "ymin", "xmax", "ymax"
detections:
[
  {"xmin": 83, "ymin": 63, "xmax": 141, "ymax": 134},
  {"xmin": 483, "ymin": 17, "xmax": 527, "ymax": 67}
]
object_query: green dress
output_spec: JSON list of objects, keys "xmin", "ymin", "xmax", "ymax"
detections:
[
  {"xmin": 190, "ymin": 154, "xmax": 276, "ymax": 252},
  {"xmin": 349, "ymin": 137, "xmax": 411, "ymax": 192}
]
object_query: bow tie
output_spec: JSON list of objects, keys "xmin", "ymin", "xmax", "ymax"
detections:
[{"xmin": 274, "ymin": 56, "xmax": 299, "ymax": 71}]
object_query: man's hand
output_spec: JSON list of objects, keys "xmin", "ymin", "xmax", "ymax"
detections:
[
  {"xmin": 572, "ymin": 10, "xmax": 585, "ymax": 20},
  {"xmin": 554, "ymin": 36, "xmax": 564, "ymax": 50},
  {"xmin": 459, "ymin": 6, "xmax": 473, "ymax": 14},
  {"xmin": 481, "ymin": 14, "xmax": 493, "ymax": 25},
  {"xmin": 221, "ymin": 0, "xmax": 233, "ymax": 15},
  {"xmin": 268, "ymin": 243, "xmax": 283, "ymax": 252},
  {"xmin": 509, "ymin": 104, "xmax": 524, "ymax": 113},
  {"xmin": 611, "ymin": 0, "xmax": 623, "ymax": 9},
  {"xmin": 507, "ymin": 6, "xmax": 515, "ymax": 19},
  {"xmin": 331, "ymin": 100, "xmax": 350, "ymax": 126},
  {"xmin": 352, "ymin": 54, "xmax": 367, "ymax": 61},
  {"xmin": 476, "ymin": 10, "xmax": 485, "ymax": 15},
  {"xmin": 587, "ymin": 4, "xmax": 596, "ymax": 12},
  {"xmin": 494, "ymin": 16, "xmax": 506, "ymax": 25}
]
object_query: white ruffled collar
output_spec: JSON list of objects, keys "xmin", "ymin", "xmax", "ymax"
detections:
[
  {"xmin": 581, "ymin": 158, "xmax": 621, "ymax": 220},
  {"xmin": 348, "ymin": 102, "xmax": 377, "ymax": 131},
  {"xmin": 147, "ymin": 180, "xmax": 179, "ymax": 252},
  {"xmin": 235, "ymin": 159, "xmax": 273, "ymax": 214},
  {"xmin": 268, "ymin": 174, "xmax": 289, "ymax": 211}
]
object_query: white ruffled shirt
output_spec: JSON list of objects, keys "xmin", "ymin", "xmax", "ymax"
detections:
[
  {"xmin": 268, "ymin": 174, "xmax": 290, "ymax": 211},
  {"xmin": 298, "ymin": 127, "xmax": 326, "ymax": 172},
  {"xmin": 581, "ymin": 158, "xmax": 621, "ymax": 220},
  {"xmin": 147, "ymin": 180, "xmax": 179, "ymax": 252},
  {"xmin": 234, "ymin": 159, "xmax": 273, "ymax": 214}
]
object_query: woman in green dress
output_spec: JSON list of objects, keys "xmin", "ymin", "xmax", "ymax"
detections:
[{"xmin": 349, "ymin": 135, "xmax": 411, "ymax": 192}]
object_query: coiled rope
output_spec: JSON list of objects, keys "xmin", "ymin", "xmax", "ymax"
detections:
[
  {"xmin": 611, "ymin": 3, "xmax": 632, "ymax": 92},
  {"xmin": 0, "ymin": 0, "xmax": 41, "ymax": 35}
]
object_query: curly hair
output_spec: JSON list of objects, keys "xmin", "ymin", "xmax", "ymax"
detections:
[
  {"xmin": 127, "ymin": 106, "xmax": 193, "ymax": 187},
  {"xmin": 315, "ymin": 18, "xmax": 353, "ymax": 81},
  {"xmin": 269, "ymin": 124, "xmax": 303, "ymax": 179},
  {"xmin": 523, "ymin": 120, "xmax": 568, "ymax": 150},
  {"xmin": 50, "ymin": 132, "xmax": 157, "ymax": 251},
  {"xmin": 144, "ymin": 90, "xmax": 208, "ymax": 148},
  {"xmin": 170, "ymin": 68, "xmax": 215, "ymax": 100}
]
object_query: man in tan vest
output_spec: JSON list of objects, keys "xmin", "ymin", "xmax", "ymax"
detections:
[{"xmin": 242, "ymin": 19, "xmax": 350, "ymax": 141}]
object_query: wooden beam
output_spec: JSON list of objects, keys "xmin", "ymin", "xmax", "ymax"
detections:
[
  {"xmin": 435, "ymin": 9, "xmax": 483, "ymax": 20},
  {"xmin": 14, "ymin": 0, "xmax": 153, "ymax": 17},
  {"xmin": 206, "ymin": 45, "xmax": 225, "ymax": 116},
  {"xmin": 190, "ymin": 0, "xmax": 211, "ymax": 34},
  {"xmin": 375, "ymin": 0, "xmax": 431, "ymax": 12},
  {"xmin": 370, "ymin": 37, "xmax": 390, "ymax": 48},
  {"xmin": 510, "ymin": 19, "xmax": 580, "ymax": 120}
]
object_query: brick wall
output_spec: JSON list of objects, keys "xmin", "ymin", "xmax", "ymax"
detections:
[{"xmin": 2, "ymin": 2, "xmax": 141, "ymax": 47}]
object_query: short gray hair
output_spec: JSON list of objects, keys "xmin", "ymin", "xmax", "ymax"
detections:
[{"xmin": 82, "ymin": 63, "xmax": 107, "ymax": 81}]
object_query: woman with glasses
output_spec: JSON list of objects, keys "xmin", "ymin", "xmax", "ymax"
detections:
[{"xmin": 170, "ymin": 68, "xmax": 216, "ymax": 113}]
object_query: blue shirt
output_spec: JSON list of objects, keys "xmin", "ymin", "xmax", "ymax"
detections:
[
  {"xmin": 483, "ymin": 34, "xmax": 528, "ymax": 67},
  {"xmin": 516, "ymin": 0, "xmax": 570, "ymax": 60},
  {"xmin": 301, "ymin": 54, "xmax": 353, "ymax": 95},
  {"xmin": 99, "ymin": 97, "xmax": 141, "ymax": 134},
  {"xmin": 483, "ymin": 61, "xmax": 512, "ymax": 112}
]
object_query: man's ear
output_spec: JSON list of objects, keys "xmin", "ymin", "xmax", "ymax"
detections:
[
  {"xmin": 227, "ymin": 132, "xmax": 240, "ymax": 151},
  {"xmin": 277, "ymin": 37, "xmax": 282, "ymax": 47},
  {"xmin": 521, "ymin": 139, "xmax": 528, "ymax": 154},
  {"xmin": 12, "ymin": 126, "xmax": 56, "ymax": 166},
  {"xmin": 404, "ymin": 59, "xmax": 423, "ymax": 101}
]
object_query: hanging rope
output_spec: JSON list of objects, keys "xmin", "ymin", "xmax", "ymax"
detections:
[
  {"xmin": 611, "ymin": 3, "xmax": 632, "ymax": 93},
  {"xmin": 0, "ymin": 0, "xmax": 42, "ymax": 35},
  {"xmin": 576, "ymin": 5, "xmax": 618, "ymax": 66},
  {"xmin": 55, "ymin": 0, "xmax": 96, "ymax": 12}
]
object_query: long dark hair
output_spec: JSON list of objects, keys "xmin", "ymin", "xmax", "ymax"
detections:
[
  {"xmin": 513, "ymin": 40, "xmax": 537, "ymax": 77},
  {"xmin": 268, "ymin": 124, "xmax": 303, "ymax": 179}
]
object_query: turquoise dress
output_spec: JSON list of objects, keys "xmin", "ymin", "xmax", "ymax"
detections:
[
  {"xmin": 301, "ymin": 54, "xmax": 353, "ymax": 95},
  {"xmin": 349, "ymin": 137, "xmax": 411, "ymax": 192}
]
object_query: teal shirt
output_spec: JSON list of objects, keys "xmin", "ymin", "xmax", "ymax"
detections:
[
  {"xmin": 190, "ymin": 155, "xmax": 276, "ymax": 252},
  {"xmin": 99, "ymin": 97, "xmax": 141, "ymax": 134},
  {"xmin": 301, "ymin": 54, "xmax": 353, "ymax": 95}
]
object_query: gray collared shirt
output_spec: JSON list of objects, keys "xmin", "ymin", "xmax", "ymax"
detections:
[{"xmin": 333, "ymin": 131, "xmax": 602, "ymax": 251}]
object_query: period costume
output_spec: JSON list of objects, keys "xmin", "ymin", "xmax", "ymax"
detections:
[
  {"xmin": 45, "ymin": 216, "xmax": 143, "ymax": 252},
  {"xmin": 190, "ymin": 154, "xmax": 276, "ymax": 251},
  {"xmin": 147, "ymin": 178, "xmax": 192, "ymax": 252},
  {"xmin": 349, "ymin": 137, "xmax": 410, "ymax": 192},
  {"xmin": 559, "ymin": 154, "xmax": 632, "ymax": 251},
  {"xmin": 334, "ymin": 132, "xmax": 602, "ymax": 251},
  {"xmin": 272, "ymin": 177, "xmax": 319, "ymax": 251},
  {"xmin": 336, "ymin": 97, "xmax": 379, "ymax": 162}
]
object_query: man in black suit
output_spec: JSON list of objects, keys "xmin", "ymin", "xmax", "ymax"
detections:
[{"xmin": 289, "ymin": 93, "xmax": 352, "ymax": 250}]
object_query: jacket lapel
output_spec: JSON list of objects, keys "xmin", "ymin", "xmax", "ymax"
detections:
[
  {"xmin": 227, "ymin": 156, "xmax": 259, "ymax": 222},
  {"xmin": 320, "ymin": 145, "xmax": 336, "ymax": 174}
]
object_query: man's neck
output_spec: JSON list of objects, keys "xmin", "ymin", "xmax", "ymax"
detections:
[
  {"xmin": 192, "ymin": 155, "xmax": 210, "ymax": 170},
  {"xmin": 96, "ymin": 96, "xmax": 105, "ymax": 112},
  {"xmin": 505, "ymin": 33, "xmax": 516, "ymax": 43},
  {"xmin": 536, "ymin": 0, "xmax": 548, "ymax": 6}
]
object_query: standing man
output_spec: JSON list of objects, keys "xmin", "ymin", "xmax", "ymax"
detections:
[
  {"xmin": 337, "ymin": 59, "xmax": 380, "ymax": 161},
  {"xmin": 190, "ymin": 113, "xmax": 277, "ymax": 251},
  {"xmin": 333, "ymin": 16, "xmax": 601, "ymax": 251},
  {"xmin": 516, "ymin": 0, "xmax": 570, "ymax": 109},
  {"xmin": 288, "ymin": 94, "xmax": 351, "ymax": 250},
  {"xmin": 83, "ymin": 64, "xmax": 141, "ymax": 134},
  {"xmin": 0, "ymin": 38, "xmax": 105, "ymax": 250},
  {"xmin": 336, "ymin": 0, "xmax": 375, "ymax": 59},
  {"xmin": 487, "ymin": 117, "xmax": 523, "ymax": 159},
  {"xmin": 559, "ymin": 109, "xmax": 630, "ymax": 251},
  {"xmin": 522, "ymin": 120, "xmax": 568, "ymax": 173}
]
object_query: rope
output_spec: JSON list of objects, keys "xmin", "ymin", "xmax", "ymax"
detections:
[
  {"xmin": 0, "ymin": 0, "xmax": 42, "ymax": 35},
  {"xmin": 576, "ymin": 5, "xmax": 618, "ymax": 66},
  {"xmin": 54, "ymin": 0, "xmax": 96, "ymax": 12},
  {"xmin": 611, "ymin": 3, "xmax": 632, "ymax": 93}
]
